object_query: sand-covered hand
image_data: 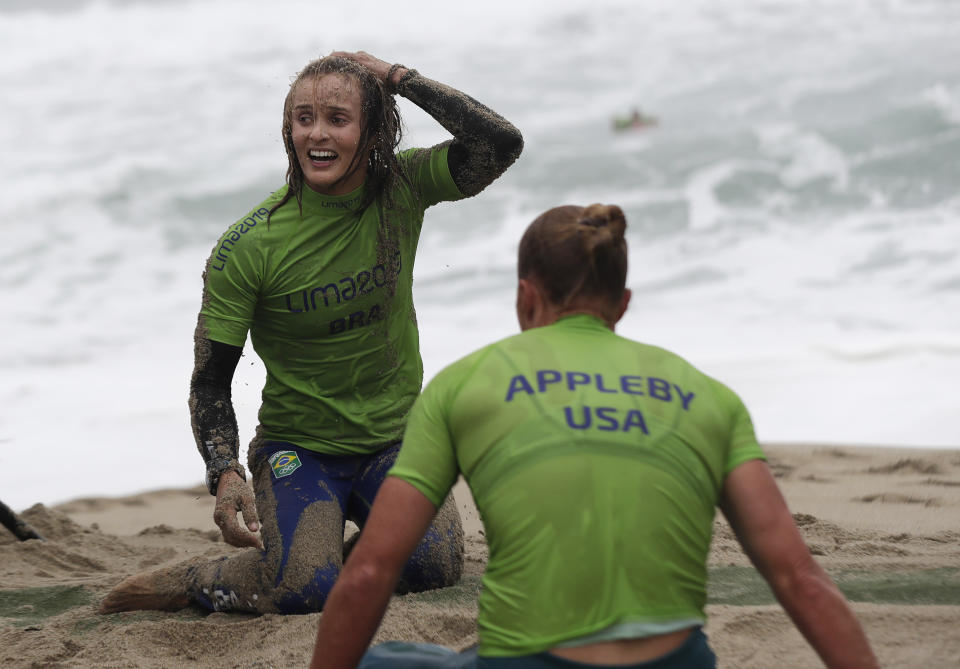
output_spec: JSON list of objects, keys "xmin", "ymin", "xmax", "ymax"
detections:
[{"xmin": 213, "ymin": 471, "xmax": 263, "ymax": 550}]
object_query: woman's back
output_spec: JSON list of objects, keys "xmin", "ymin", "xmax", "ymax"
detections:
[{"xmin": 393, "ymin": 312, "xmax": 765, "ymax": 656}]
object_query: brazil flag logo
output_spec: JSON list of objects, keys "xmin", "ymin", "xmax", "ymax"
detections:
[{"xmin": 268, "ymin": 450, "xmax": 302, "ymax": 478}]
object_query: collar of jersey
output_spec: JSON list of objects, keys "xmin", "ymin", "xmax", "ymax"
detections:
[
  {"xmin": 299, "ymin": 182, "xmax": 366, "ymax": 212},
  {"xmin": 552, "ymin": 313, "xmax": 611, "ymax": 331}
]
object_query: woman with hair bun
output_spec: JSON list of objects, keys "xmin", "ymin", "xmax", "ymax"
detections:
[{"xmin": 311, "ymin": 204, "xmax": 877, "ymax": 668}]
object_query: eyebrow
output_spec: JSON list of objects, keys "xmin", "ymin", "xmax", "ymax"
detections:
[{"xmin": 293, "ymin": 102, "xmax": 352, "ymax": 114}]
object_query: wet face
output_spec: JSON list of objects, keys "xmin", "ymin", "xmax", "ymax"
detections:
[{"xmin": 290, "ymin": 74, "xmax": 368, "ymax": 195}]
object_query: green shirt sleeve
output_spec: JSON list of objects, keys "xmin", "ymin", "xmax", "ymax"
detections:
[
  {"xmin": 398, "ymin": 144, "xmax": 464, "ymax": 209},
  {"xmin": 715, "ymin": 379, "xmax": 766, "ymax": 476},
  {"xmin": 389, "ymin": 365, "xmax": 462, "ymax": 507},
  {"xmin": 199, "ymin": 206, "xmax": 272, "ymax": 347}
]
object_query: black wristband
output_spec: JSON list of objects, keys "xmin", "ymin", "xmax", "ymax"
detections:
[
  {"xmin": 205, "ymin": 457, "xmax": 246, "ymax": 496},
  {"xmin": 385, "ymin": 63, "xmax": 406, "ymax": 94},
  {"xmin": 395, "ymin": 67, "xmax": 418, "ymax": 93}
]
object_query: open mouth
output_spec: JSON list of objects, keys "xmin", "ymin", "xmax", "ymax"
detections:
[{"xmin": 308, "ymin": 149, "xmax": 338, "ymax": 163}]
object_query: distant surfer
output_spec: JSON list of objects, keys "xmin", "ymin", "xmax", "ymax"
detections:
[
  {"xmin": 613, "ymin": 107, "xmax": 658, "ymax": 132},
  {"xmin": 99, "ymin": 50, "xmax": 522, "ymax": 615}
]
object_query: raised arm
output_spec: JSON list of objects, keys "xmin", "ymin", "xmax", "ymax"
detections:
[
  {"xmin": 719, "ymin": 460, "xmax": 878, "ymax": 669},
  {"xmin": 330, "ymin": 50, "xmax": 524, "ymax": 197},
  {"xmin": 393, "ymin": 68, "xmax": 523, "ymax": 196},
  {"xmin": 189, "ymin": 329, "xmax": 262, "ymax": 549}
]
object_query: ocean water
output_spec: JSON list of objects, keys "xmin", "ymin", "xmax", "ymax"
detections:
[{"xmin": 2, "ymin": 0, "xmax": 959, "ymax": 510}]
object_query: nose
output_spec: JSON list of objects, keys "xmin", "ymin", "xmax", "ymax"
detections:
[{"xmin": 309, "ymin": 120, "xmax": 328, "ymax": 141}]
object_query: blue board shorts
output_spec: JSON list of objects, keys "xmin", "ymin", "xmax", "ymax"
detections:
[
  {"xmin": 188, "ymin": 440, "xmax": 463, "ymax": 614},
  {"xmin": 359, "ymin": 628, "xmax": 715, "ymax": 669}
]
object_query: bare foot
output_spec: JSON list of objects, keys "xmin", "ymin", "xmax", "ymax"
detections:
[{"xmin": 99, "ymin": 567, "xmax": 191, "ymax": 614}]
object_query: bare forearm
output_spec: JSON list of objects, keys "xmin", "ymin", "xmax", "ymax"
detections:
[
  {"xmin": 721, "ymin": 461, "xmax": 878, "ymax": 669},
  {"xmin": 310, "ymin": 564, "xmax": 397, "ymax": 669},
  {"xmin": 771, "ymin": 562, "xmax": 878, "ymax": 668}
]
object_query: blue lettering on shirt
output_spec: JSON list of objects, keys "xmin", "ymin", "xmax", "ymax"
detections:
[
  {"xmin": 284, "ymin": 250, "xmax": 402, "ymax": 315},
  {"xmin": 506, "ymin": 375, "xmax": 536, "ymax": 402},
  {"xmin": 505, "ymin": 370, "xmax": 695, "ymax": 410},
  {"xmin": 211, "ymin": 207, "xmax": 270, "ymax": 271},
  {"xmin": 563, "ymin": 406, "xmax": 650, "ymax": 434}
]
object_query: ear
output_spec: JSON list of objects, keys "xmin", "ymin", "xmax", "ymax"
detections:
[
  {"xmin": 612, "ymin": 288, "xmax": 632, "ymax": 325},
  {"xmin": 516, "ymin": 278, "xmax": 540, "ymax": 331}
]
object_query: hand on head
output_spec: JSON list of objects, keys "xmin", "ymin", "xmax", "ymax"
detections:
[{"xmin": 327, "ymin": 51, "xmax": 392, "ymax": 83}]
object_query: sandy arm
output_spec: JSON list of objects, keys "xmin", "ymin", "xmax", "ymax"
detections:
[
  {"xmin": 329, "ymin": 51, "xmax": 523, "ymax": 197},
  {"xmin": 189, "ymin": 332, "xmax": 244, "ymax": 486},
  {"xmin": 395, "ymin": 69, "xmax": 524, "ymax": 197},
  {"xmin": 188, "ymin": 329, "xmax": 262, "ymax": 548}
]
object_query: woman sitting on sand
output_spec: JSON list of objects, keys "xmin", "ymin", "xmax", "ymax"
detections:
[
  {"xmin": 309, "ymin": 203, "xmax": 878, "ymax": 668},
  {"xmin": 100, "ymin": 50, "xmax": 522, "ymax": 615}
]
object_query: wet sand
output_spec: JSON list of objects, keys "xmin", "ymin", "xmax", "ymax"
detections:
[{"xmin": 1, "ymin": 444, "xmax": 958, "ymax": 668}]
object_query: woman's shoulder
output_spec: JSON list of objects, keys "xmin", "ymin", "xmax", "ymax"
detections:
[
  {"xmin": 216, "ymin": 187, "xmax": 287, "ymax": 236},
  {"xmin": 392, "ymin": 143, "xmax": 461, "ymax": 205},
  {"xmin": 395, "ymin": 143, "xmax": 452, "ymax": 172},
  {"xmin": 206, "ymin": 189, "xmax": 291, "ymax": 268}
]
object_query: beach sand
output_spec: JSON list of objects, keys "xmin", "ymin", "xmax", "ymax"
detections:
[{"xmin": 2, "ymin": 444, "xmax": 958, "ymax": 668}]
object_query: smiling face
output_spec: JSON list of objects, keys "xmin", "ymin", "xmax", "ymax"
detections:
[{"xmin": 290, "ymin": 74, "xmax": 368, "ymax": 195}]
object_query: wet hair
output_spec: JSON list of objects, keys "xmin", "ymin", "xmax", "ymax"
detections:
[
  {"xmin": 268, "ymin": 55, "xmax": 404, "ymax": 219},
  {"xmin": 518, "ymin": 203, "xmax": 628, "ymax": 319}
]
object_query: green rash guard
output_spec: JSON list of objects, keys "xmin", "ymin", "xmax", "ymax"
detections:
[
  {"xmin": 389, "ymin": 314, "xmax": 766, "ymax": 657},
  {"xmin": 197, "ymin": 145, "xmax": 462, "ymax": 455}
]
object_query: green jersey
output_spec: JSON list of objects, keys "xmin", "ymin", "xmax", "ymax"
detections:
[
  {"xmin": 390, "ymin": 314, "xmax": 765, "ymax": 657},
  {"xmin": 198, "ymin": 146, "xmax": 462, "ymax": 454}
]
